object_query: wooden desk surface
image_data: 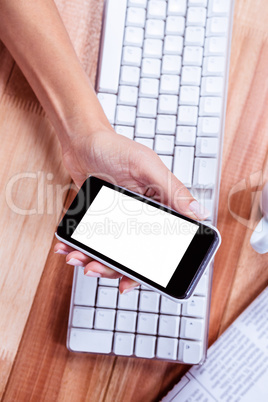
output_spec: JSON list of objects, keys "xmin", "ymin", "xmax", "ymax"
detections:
[{"xmin": 0, "ymin": 0, "xmax": 267, "ymax": 400}]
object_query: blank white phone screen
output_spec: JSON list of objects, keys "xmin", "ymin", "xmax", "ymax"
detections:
[{"xmin": 71, "ymin": 186, "xmax": 199, "ymax": 287}]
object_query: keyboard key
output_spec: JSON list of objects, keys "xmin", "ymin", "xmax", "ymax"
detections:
[
  {"xmin": 158, "ymin": 94, "xmax": 178, "ymax": 114},
  {"xmin": 208, "ymin": 0, "xmax": 232, "ymax": 17},
  {"xmin": 96, "ymin": 286, "xmax": 118, "ymax": 308},
  {"xmin": 135, "ymin": 335, "xmax": 156, "ymax": 358},
  {"xmin": 156, "ymin": 115, "xmax": 176, "ymax": 134},
  {"xmin": 135, "ymin": 137, "xmax": 154, "ymax": 149},
  {"xmin": 185, "ymin": 26, "xmax": 205, "ymax": 46},
  {"xmin": 72, "ymin": 306, "xmax": 94, "ymax": 328},
  {"xmin": 203, "ymin": 56, "xmax": 225, "ymax": 76},
  {"xmin": 183, "ymin": 46, "xmax": 203, "ymax": 66},
  {"xmin": 182, "ymin": 295, "xmax": 207, "ymax": 318},
  {"xmin": 69, "ymin": 328, "xmax": 113, "ymax": 354},
  {"xmin": 164, "ymin": 35, "xmax": 183, "ymax": 55},
  {"xmin": 139, "ymin": 291, "xmax": 160, "ymax": 312},
  {"xmin": 98, "ymin": 278, "xmax": 120, "ymax": 287},
  {"xmin": 158, "ymin": 155, "xmax": 173, "ymax": 170},
  {"xmin": 205, "ymin": 36, "xmax": 227, "ymax": 56},
  {"xmin": 142, "ymin": 58, "xmax": 161, "ymax": 78},
  {"xmin": 179, "ymin": 86, "xmax": 200, "ymax": 106},
  {"xmin": 116, "ymin": 310, "xmax": 137, "ymax": 332},
  {"xmin": 126, "ymin": 7, "xmax": 146, "ymax": 27},
  {"xmin": 180, "ymin": 317, "xmax": 205, "ymax": 341},
  {"xmin": 118, "ymin": 85, "xmax": 138, "ymax": 105},
  {"xmin": 188, "ymin": 0, "xmax": 207, "ymax": 6},
  {"xmin": 147, "ymin": 0, "xmax": 167, "ymax": 19},
  {"xmin": 129, "ymin": 0, "xmax": 147, "ymax": 6},
  {"xmin": 176, "ymin": 126, "xmax": 196, "ymax": 146},
  {"xmin": 199, "ymin": 97, "xmax": 222, "ymax": 116},
  {"xmin": 162, "ymin": 55, "xmax": 182, "ymax": 74},
  {"xmin": 116, "ymin": 105, "xmax": 136, "ymax": 125},
  {"xmin": 120, "ymin": 66, "xmax": 140, "ymax": 86},
  {"xmin": 196, "ymin": 137, "xmax": 218, "ymax": 157},
  {"xmin": 136, "ymin": 118, "xmax": 156, "ymax": 138},
  {"xmin": 97, "ymin": 0, "xmax": 127, "ymax": 93},
  {"xmin": 177, "ymin": 106, "xmax": 198, "ymax": 125},
  {"xmin": 197, "ymin": 117, "xmax": 220, "ymax": 137},
  {"xmin": 144, "ymin": 38, "xmax": 163, "ymax": 58},
  {"xmin": 181, "ymin": 66, "xmax": 201, "ymax": 86},
  {"xmin": 117, "ymin": 289, "xmax": 139, "ymax": 310},
  {"xmin": 139, "ymin": 78, "xmax": 159, "ymax": 98},
  {"xmin": 160, "ymin": 74, "xmax": 180, "ymax": 94},
  {"xmin": 74, "ymin": 268, "xmax": 97, "ymax": 307},
  {"xmin": 137, "ymin": 97, "xmax": 157, "ymax": 117},
  {"xmin": 154, "ymin": 135, "xmax": 175, "ymax": 155},
  {"xmin": 193, "ymin": 274, "xmax": 209, "ymax": 296},
  {"xmin": 193, "ymin": 157, "xmax": 217, "ymax": 188},
  {"xmin": 166, "ymin": 16, "xmax": 185, "ymax": 35},
  {"xmin": 115, "ymin": 125, "xmax": 134, "ymax": 140},
  {"xmin": 113, "ymin": 333, "xmax": 135, "ymax": 356},
  {"xmin": 94, "ymin": 309, "xmax": 116, "ymax": 330},
  {"xmin": 173, "ymin": 146, "xmax": 194, "ymax": 187},
  {"xmin": 206, "ymin": 17, "xmax": 228, "ymax": 36},
  {"xmin": 160, "ymin": 296, "xmax": 181, "ymax": 315},
  {"xmin": 178, "ymin": 339, "xmax": 203, "ymax": 364},
  {"xmin": 122, "ymin": 46, "xmax": 142, "ymax": 66},
  {"xmin": 158, "ymin": 315, "xmax": 180, "ymax": 337},
  {"xmin": 156, "ymin": 337, "xmax": 178, "ymax": 360},
  {"xmin": 137, "ymin": 313, "xmax": 158, "ymax": 334},
  {"xmin": 97, "ymin": 93, "xmax": 117, "ymax": 124},
  {"xmin": 201, "ymin": 76, "xmax": 223, "ymax": 96},
  {"xmin": 124, "ymin": 26, "xmax": 144, "ymax": 47},
  {"xmin": 187, "ymin": 7, "xmax": 207, "ymax": 27},
  {"xmin": 146, "ymin": 19, "xmax": 165, "ymax": 39},
  {"xmin": 167, "ymin": 0, "xmax": 187, "ymax": 16}
]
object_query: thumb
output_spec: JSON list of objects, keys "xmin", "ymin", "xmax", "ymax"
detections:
[{"xmin": 142, "ymin": 154, "xmax": 210, "ymax": 220}]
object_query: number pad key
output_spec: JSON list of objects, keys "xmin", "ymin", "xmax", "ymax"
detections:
[
  {"xmin": 137, "ymin": 313, "xmax": 158, "ymax": 334},
  {"xmin": 114, "ymin": 333, "xmax": 135, "ymax": 356},
  {"xmin": 180, "ymin": 317, "xmax": 205, "ymax": 341},
  {"xmin": 159, "ymin": 315, "xmax": 180, "ymax": 337},
  {"xmin": 182, "ymin": 296, "xmax": 207, "ymax": 318},
  {"xmin": 94, "ymin": 309, "xmax": 116, "ymax": 330},
  {"xmin": 118, "ymin": 289, "xmax": 139, "ymax": 310},
  {"xmin": 160, "ymin": 296, "xmax": 181, "ymax": 315},
  {"xmin": 116, "ymin": 310, "xmax": 137, "ymax": 332},
  {"xmin": 96, "ymin": 286, "xmax": 118, "ymax": 308},
  {"xmin": 139, "ymin": 291, "xmax": 160, "ymax": 312},
  {"xmin": 135, "ymin": 335, "xmax": 156, "ymax": 358},
  {"xmin": 156, "ymin": 337, "xmax": 178, "ymax": 360}
]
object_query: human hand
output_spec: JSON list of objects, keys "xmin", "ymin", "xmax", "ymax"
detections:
[{"xmin": 55, "ymin": 128, "xmax": 209, "ymax": 293}]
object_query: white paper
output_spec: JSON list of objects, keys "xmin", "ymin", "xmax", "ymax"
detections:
[{"xmin": 162, "ymin": 287, "xmax": 268, "ymax": 402}]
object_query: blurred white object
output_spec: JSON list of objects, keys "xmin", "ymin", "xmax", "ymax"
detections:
[{"xmin": 250, "ymin": 182, "xmax": 268, "ymax": 254}]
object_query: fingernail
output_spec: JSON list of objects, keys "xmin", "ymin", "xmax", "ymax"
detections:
[
  {"xmin": 122, "ymin": 286, "xmax": 139, "ymax": 294},
  {"xmin": 55, "ymin": 249, "xmax": 68, "ymax": 255},
  {"xmin": 85, "ymin": 270, "xmax": 101, "ymax": 278},
  {"xmin": 67, "ymin": 258, "xmax": 85, "ymax": 267},
  {"xmin": 189, "ymin": 200, "xmax": 210, "ymax": 220}
]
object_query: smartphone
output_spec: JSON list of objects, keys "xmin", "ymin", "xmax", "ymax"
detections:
[{"xmin": 56, "ymin": 176, "xmax": 221, "ymax": 301}]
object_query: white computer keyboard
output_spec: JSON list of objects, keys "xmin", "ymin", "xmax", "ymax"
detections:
[{"xmin": 67, "ymin": 0, "xmax": 234, "ymax": 364}]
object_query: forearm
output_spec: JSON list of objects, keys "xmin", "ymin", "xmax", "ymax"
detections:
[{"xmin": 0, "ymin": 0, "xmax": 110, "ymax": 151}]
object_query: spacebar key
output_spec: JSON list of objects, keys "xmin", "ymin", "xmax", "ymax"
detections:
[
  {"xmin": 69, "ymin": 328, "xmax": 113, "ymax": 353},
  {"xmin": 97, "ymin": 0, "xmax": 127, "ymax": 93}
]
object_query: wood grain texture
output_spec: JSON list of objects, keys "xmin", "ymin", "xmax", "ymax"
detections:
[
  {"xmin": 1, "ymin": 0, "xmax": 268, "ymax": 401},
  {"xmin": 0, "ymin": 0, "xmax": 104, "ymax": 399}
]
